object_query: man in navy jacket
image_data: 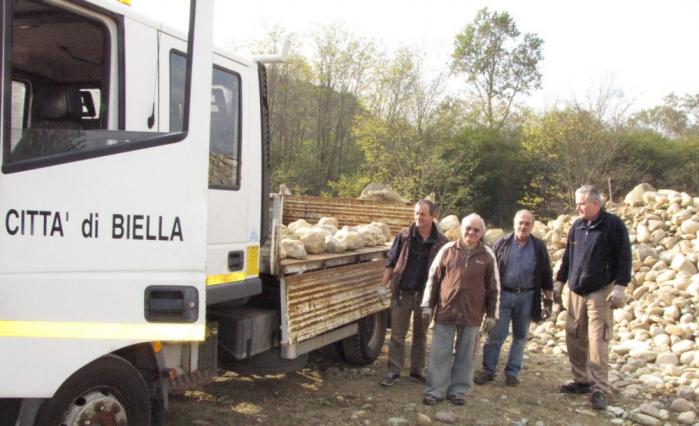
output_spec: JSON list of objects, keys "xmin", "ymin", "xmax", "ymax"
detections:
[
  {"xmin": 474, "ymin": 210, "xmax": 553, "ymax": 387},
  {"xmin": 554, "ymin": 185, "xmax": 631, "ymax": 411}
]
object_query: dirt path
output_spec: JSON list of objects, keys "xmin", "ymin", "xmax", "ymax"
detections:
[{"xmin": 165, "ymin": 334, "xmax": 637, "ymax": 425}]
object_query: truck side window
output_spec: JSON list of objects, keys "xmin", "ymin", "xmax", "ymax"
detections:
[
  {"xmin": 3, "ymin": 0, "xmax": 192, "ymax": 173},
  {"xmin": 170, "ymin": 52, "xmax": 241, "ymax": 189}
]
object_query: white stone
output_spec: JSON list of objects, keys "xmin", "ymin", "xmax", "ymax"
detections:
[
  {"xmin": 287, "ymin": 219, "xmax": 311, "ymax": 232},
  {"xmin": 299, "ymin": 231, "xmax": 326, "ymax": 254},
  {"xmin": 438, "ymin": 215, "xmax": 459, "ymax": 233},
  {"xmin": 672, "ymin": 340, "xmax": 695, "ymax": 355},
  {"xmin": 678, "ymin": 385, "xmax": 696, "ymax": 400},
  {"xmin": 656, "ymin": 352, "xmax": 680, "ymax": 366},
  {"xmin": 416, "ymin": 413, "xmax": 432, "ymax": 425},
  {"xmin": 680, "ymin": 219, "xmax": 699, "ymax": 235},
  {"xmin": 433, "ymin": 411, "xmax": 458, "ymax": 424},
  {"xmin": 656, "ymin": 270, "xmax": 677, "ymax": 283},
  {"xmin": 672, "ymin": 254, "xmax": 698, "ymax": 274},
  {"xmin": 626, "ymin": 183, "xmax": 655, "ymax": 206},
  {"xmin": 680, "ymin": 351, "xmax": 698, "ymax": 366},
  {"xmin": 677, "ymin": 411, "xmax": 696, "ymax": 424},
  {"xmin": 670, "ymin": 398, "xmax": 695, "ymax": 412},
  {"xmin": 637, "ymin": 224, "xmax": 651, "ymax": 243},
  {"xmin": 280, "ymin": 238, "xmax": 307, "ymax": 259},
  {"xmin": 484, "ymin": 228, "xmax": 504, "ymax": 246},
  {"xmin": 639, "ymin": 374, "xmax": 664, "ymax": 387},
  {"xmin": 630, "ymin": 412, "xmax": 662, "ymax": 426},
  {"xmin": 317, "ymin": 217, "xmax": 339, "ymax": 228}
]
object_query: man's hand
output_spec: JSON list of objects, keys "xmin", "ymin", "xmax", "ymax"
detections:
[
  {"xmin": 541, "ymin": 299, "xmax": 553, "ymax": 320},
  {"xmin": 481, "ymin": 317, "xmax": 497, "ymax": 336},
  {"xmin": 377, "ymin": 286, "xmax": 388, "ymax": 305},
  {"xmin": 553, "ymin": 281, "xmax": 564, "ymax": 307},
  {"xmin": 421, "ymin": 307, "xmax": 433, "ymax": 324},
  {"xmin": 606, "ymin": 284, "xmax": 626, "ymax": 309}
]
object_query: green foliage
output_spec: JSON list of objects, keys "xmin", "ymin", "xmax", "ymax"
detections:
[
  {"xmin": 427, "ymin": 127, "xmax": 531, "ymax": 226},
  {"xmin": 325, "ymin": 174, "xmax": 373, "ymax": 197},
  {"xmin": 452, "ymin": 8, "xmax": 544, "ymax": 129},
  {"xmin": 258, "ymin": 22, "xmax": 697, "ymax": 228}
]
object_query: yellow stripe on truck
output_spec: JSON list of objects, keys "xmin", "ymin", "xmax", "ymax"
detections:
[
  {"xmin": 206, "ymin": 245, "xmax": 260, "ymax": 286},
  {"xmin": 0, "ymin": 320, "xmax": 205, "ymax": 341},
  {"xmin": 206, "ymin": 271, "xmax": 246, "ymax": 286}
]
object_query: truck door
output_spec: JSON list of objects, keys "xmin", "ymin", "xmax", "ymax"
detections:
[
  {"xmin": 0, "ymin": 0, "xmax": 213, "ymax": 397},
  {"xmin": 166, "ymin": 47, "xmax": 263, "ymax": 306}
]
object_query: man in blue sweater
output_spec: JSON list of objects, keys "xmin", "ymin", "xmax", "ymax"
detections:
[{"xmin": 554, "ymin": 185, "xmax": 632, "ymax": 411}]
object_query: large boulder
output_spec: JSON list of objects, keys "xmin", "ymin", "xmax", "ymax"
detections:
[
  {"xmin": 280, "ymin": 239, "xmax": 307, "ymax": 259},
  {"xmin": 438, "ymin": 215, "xmax": 460, "ymax": 233},
  {"xmin": 484, "ymin": 228, "xmax": 504, "ymax": 246},
  {"xmin": 317, "ymin": 217, "xmax": 339, "ymax": 228},
  {"xmin": 358, "ymin": 183, "xmax": 407, "ymax": 203},
  {"xmin": 625, "ymin": 183, "xmax": 656, "ymax": 206},
  {"xmin": 299, "ymin": 231, "xmax": 326, "ymax": 254},
  {"xmin": 335, "ymin": 227, "xmax": 366, "ymax": 250}
]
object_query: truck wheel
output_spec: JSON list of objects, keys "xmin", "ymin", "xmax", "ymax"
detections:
[
  {"xmin": 35, "ymin": 354, "xmax": 151, "ymax": 426},
  {"xmin": 341, "ymin": 310, "xmax": 387, "ymax": 366},
  {"xmin": 225, "ymin": 349, "xmax": 309, "ymax": 375}
]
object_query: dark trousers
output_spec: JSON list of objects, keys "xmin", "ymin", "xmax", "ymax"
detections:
[{"xmin": 387, "ymin": 290, "xmax": 428, "ymax": 375}]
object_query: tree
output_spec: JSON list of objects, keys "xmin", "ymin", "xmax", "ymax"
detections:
[
  {"xmin": 631, "ymin": 92, "xmax": 699, "ymax": 138},
  {"xmin": 452, "ymin": 8, "xmax": 543, "ymax": 129},
  {"xmin": 426, "ymin": 127, "xmax": 531, "ymax": 227}
]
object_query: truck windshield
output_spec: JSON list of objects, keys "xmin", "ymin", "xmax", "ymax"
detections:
[{"xmin": 3, "ymin": 0, "xmax": 193, "ymax": 173}]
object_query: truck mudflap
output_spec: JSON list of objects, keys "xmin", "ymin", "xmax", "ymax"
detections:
[{"xmin": 280, "ymin": 259, "xmax": 387, "ymax": 346}]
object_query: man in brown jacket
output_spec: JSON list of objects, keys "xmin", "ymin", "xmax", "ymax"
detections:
[
  {"xmin": 379, "ymin": 200, "xmax": 448, "ymax": 387},
  {"xmin": 420, "ymin": 213, "xmax": 499, "ymax": 405}
]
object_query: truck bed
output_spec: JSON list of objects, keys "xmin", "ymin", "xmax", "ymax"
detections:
[{"xmin": 279, "ymin": 243, "xmax": 390, "ymax": 275}]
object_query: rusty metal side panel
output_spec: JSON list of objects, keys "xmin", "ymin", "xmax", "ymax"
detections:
[
  {"xmin": 280, "ymin": 260, "xmax": 388, "ymax": 345},
  {"xmin": 283, "ymin": 195, "xmax": 414, "ymax": 235}
]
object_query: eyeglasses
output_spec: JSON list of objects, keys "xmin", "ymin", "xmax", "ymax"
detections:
[{"xmin": 464, "ymin": 226, "xmax": 482, "ymax": 234}]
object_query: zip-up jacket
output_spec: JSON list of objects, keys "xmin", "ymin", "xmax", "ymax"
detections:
[
  {"xmin": 493, "ymin": 233, "xmax": 553, "ymax": 322},
  {"xmin": 556, "ymin": 209, "xmax": 632, "ymax": 295},
  {"xmin": 387, "ymin": 223, "xmax": 448, "ymax": 298},
  {"xmin": 421, "ymin": 239, "xmax": 499, "ymax": 326}
]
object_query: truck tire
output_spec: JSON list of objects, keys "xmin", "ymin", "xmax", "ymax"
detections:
[
  {"xmin": 35, "ymin": 354, "xmax": 151, "ymax": 426},
  {"xmin": 341, "ymin": 310, "xmax": 388, "ymax": 366},
  {"xmin": 225, "ymin": 349, "xmax": 309, "ymax": 375}
]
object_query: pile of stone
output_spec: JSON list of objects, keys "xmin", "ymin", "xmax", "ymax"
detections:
[
  {"xmin": 279, "ymin": 217, "xmax": 391, "ymax": 259},
  {"xmin": 438, "ymin": 214, "xmax": 505, "ymax": 245},
  {"xmin": 527, "ymin": 183, "xmax": 699, "ymax": 423}
]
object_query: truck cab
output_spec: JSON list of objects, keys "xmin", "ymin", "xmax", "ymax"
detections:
[
  {"xmin": 0, "ymin": 1, "xmax": 403, "ymax": 424},
  {"xmin": 1, "ymin": 0, "xmax": 214, "ymax": 423}
]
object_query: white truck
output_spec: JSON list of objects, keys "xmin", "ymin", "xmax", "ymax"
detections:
[{"xmin": 0, "ymin": 0, "xmax": 417, "ymax": 424}]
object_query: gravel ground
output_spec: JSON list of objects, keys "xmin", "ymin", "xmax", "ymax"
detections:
[{"xmin": 165, "ymin": 330, "xmax": 641, "ymax": 426}]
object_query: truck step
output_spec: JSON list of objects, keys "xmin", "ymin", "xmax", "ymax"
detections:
[{"xmin": 168, "ymin": 368, "xmax": 221, "ymax": 395}]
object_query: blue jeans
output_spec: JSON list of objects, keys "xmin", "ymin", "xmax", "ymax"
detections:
[
  {"xmin": 426, "ymin": 323, "xmax": 479, "ymax": 399},
  {"xmin": 482, "ymin": 290, "xmax": 534, "ymax": 378}
]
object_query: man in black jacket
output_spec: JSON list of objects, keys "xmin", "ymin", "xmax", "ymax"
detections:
[
  {"xmin": 379, "ymin": 200, "xmax": 448, "ymax": 387},
  {"xmin": 554, "ymin": 185, "xmax": 631, "ymax": 411},
  {"xmin": 474, "ymin": 210, "xmax": 553, "ymax": 387}
]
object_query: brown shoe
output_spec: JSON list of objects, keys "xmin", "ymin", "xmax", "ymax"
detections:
[
  {"xmin": 560, "ymin": 381, "xmax": 592, "ymax": 394},
  {"xmin": 505, "ymin": 376, "xmax": 519, "ymax": 386},
  {"xmin": 380, "ymin": 373, "xmax": 399, "ymax": 387},
  {"xmin": 473, "ymin": 370, "xmax": 494, "ymax": 385},
  {"xmin": 591, "ymin": 390, "xmax": 607, "ymax": 410},
  {"xmin": 422, "ymin": 394, "xmax": 439, "ymax": 405},
  {"xmin": 410, "ymin": 371, "xmax": 427, "ymax": 383},
  {"xmin": 447, "ymin": 394, "xmax": 465, "ymax": 405}
]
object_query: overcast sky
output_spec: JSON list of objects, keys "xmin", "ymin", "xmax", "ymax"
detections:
[{"xmin": 135, "ymin": 0, "xmax": 699, "ymax": 112}]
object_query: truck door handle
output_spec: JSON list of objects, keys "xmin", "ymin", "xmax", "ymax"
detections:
[
  {"xmin": 144, "ymin": 286, "xmax": 198, "ymax": 323},
  {"xmin": 228, "ymin": 250, "xmax": 244, "ymax": 271}
]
